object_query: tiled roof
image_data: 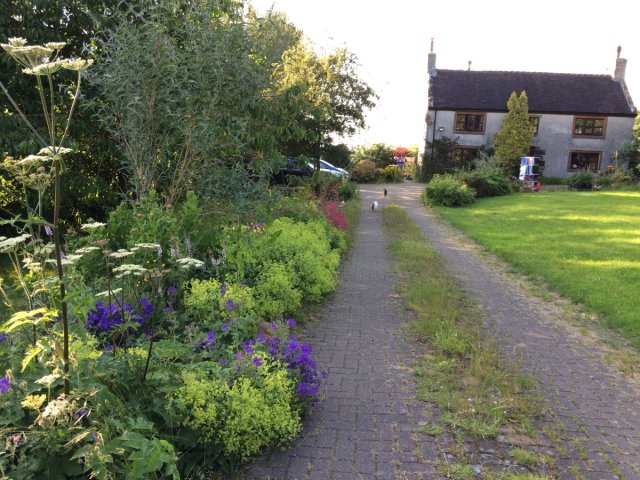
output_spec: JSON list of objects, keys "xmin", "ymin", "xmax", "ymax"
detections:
[{"xmin": 430, "ymin": 69, "xmax": 635, "ymax": 116}]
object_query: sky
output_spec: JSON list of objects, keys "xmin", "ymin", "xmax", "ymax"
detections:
[{"xmin": 250, "ymin": 0, "xmax": 639, "ymax": 152}]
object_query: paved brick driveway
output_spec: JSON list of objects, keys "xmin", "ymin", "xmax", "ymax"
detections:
[
  {"xmin": 240, "ymin": 186, "xmax": 444, "ymax": 480},
  {"xmin": 242, "ymin": 183, "xmax": 640, "ymax": 480}
]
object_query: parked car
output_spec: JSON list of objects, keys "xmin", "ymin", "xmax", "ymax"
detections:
[
  {"xmin": 307, "ymin": 159, "xmax": 349, "ymax": 178},
  {"xmin": 271, "ymin": 158, "xmax": 313, "ymax": 185}
]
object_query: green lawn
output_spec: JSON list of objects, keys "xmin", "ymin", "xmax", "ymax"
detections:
[{"xmin": 434, "ymin": 191, "xmax": 640, "ymax": 349}]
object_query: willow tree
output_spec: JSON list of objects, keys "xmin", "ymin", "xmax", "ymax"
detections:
[{"xmin": 493, "ymin": 91, "xmax": 534, "ymax": 175}]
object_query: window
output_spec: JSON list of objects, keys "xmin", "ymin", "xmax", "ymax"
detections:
[
  {"xmin": 573, "ymin": 117, "xmax": 606, "ymax": 137},
  {"xmin": 529, "ymin": 116, "xmax": 540, "ymax": 136},
  {"xmin": 568, "ymin": 151, "xmax": 601, "ymax": 172},
  {"xmin": 455, "ymin": 113, "xmax": 485, "ymax": 133},
  {"xmin": 453, "ymin": 147, "xmax": 480, "ymax": 164}
]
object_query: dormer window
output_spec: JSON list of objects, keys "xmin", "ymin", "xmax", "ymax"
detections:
[
  {"xmin": 573, "ymin": 117, "xmax": 606, "ymax": 137},
  {"xmin": 455, "ymin": 113, "xmax": 485, "ymax": 133}
]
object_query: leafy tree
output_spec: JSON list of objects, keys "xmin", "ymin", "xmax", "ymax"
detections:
[
  {"xmin": 272, "ymin": 43, "xmax": 377, "ymax": 164},
  {"xmin": 351, "ymin": 143, "xmax": 394, "ymax": 168},
  {"xmin": 493, "ymin": 91, "xmax": 534, "ymax": 175},
  {"xmin": 88, "ymin": 0, "xmax": 275, "ymax": 204},
  {"xmin": 322, "ymin": 143, "xmax": 351, "ymax": 168}
]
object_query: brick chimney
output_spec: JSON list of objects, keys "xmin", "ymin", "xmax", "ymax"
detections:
[
  {"xmin": 614, "ymin": 45, "xmax": 627, "ymax": 82},
  {"xmin": 428, "ymin": 38, "xmax": 437, "ymax": 77}
]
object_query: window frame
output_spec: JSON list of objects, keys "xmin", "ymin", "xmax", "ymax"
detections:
[
  {"xmin": 529, "ymin": 115, "xmax": 540, "ymax": 136},
  {"xmin": 567, "ymin": 150, "xmax": 601, "ymax": 172},
  {"xmin": 454, "ymin": 112, "xmax": 486, "ymax": 134},
  {"xmin": 452, "ymin": 146, "xmax": 481, "ymax": 164},
  {"xmin": 572, "ymin": 116, "xmax": 607, "ymax": 138}
]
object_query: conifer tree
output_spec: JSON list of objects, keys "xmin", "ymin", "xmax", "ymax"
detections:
[{"xmin": 493, "ymin": 91, "xmax": 534, "ymax": 175}]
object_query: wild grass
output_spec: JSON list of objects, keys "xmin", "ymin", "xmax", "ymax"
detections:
[
  {"xmin": 433, "ymin": 191, "xmax": 640, "ymax": 349},
  {"xmin": 382, "ymin": 205, "xmax": 544, "ymax": 443}
]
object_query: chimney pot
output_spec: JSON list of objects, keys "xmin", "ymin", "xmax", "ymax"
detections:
[
  {"xmin": 428, "ymin": 39, "xmax": 437, "ymax": 76},
  {"xmin": 467, "ymin": 60, "xmax": 472, "ymax": 71},
  {"xmin": 614, "ymin": 46, "xmax": 626, "ymax": 81}
]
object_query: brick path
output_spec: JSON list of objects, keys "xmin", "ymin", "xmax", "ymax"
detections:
[
  {"xmin": 242, "ymin": 183, "xmax": 640, "ymax": 480},
  {"xmin": 240, "ymin": 186, "xmax": 444, "ymax": 480},
  {"xmin": 393, "ymin": 182, "xmax": 640, "ymax": 480}
]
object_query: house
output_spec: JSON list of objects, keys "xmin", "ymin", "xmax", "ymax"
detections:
[{"xmin": 424, "ymin": 43, "xmax": 636, "ymax": 177}]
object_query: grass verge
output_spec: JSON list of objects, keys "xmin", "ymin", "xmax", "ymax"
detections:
[
  {"xmin": 433, "ymin": 191, "xmax": 640, "ymax": 350},
  {"xmin": 382, "ymin": 205, "xmax": 555, "ymax": 477}
]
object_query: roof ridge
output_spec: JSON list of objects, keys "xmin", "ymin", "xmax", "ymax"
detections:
[{"xmin": 436, "ymin": 69, "xmax": 612, "ymax": 78}]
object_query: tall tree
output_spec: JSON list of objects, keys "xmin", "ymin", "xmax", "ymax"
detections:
[
  {"xmin": 271, "ymin": 43, "xmax": 377, "ymax": 163},
  {"xmin": 493, "ymin": 91, "xmax": 534, "ymax": 175},
  {"xmin": 89, "ymin": 0, "xmax": 274, "ymax": 204}
]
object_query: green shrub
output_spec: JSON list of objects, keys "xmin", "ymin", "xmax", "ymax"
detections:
[
  {"xmin": 377, "ymin": 165, "xmax": 403, "ymax": 182},
  {"xmin": 338, "ymin": 181, "xmax": 358, "ymax": 201},
  {"xmin": 252, "ymin": 218, "xmax": 340, "ymax": 302},
  {"xmin": 170, "ymin": 365, "xmax": 301, "ymax": 462},
  {"xmin": 424, "ymin": 175, "xmax": 476, "ymax": 207},
  {"xmin": 567, "ymin": 172, "xmax": 594, "ymax": 190},
  {"xmin": 253, "ymin": 263, "xmax": 302, "ymax": 320},
  {"xmin": 350, "ymin": 160, "xmax": 377, "ymax": 183},
  {"xmin": 271, "ymin": 191, "xmax": 322, "ymax": 223},
  {"xmin": 609, "ymin": 168, "xmax": 636, "ymax": 186},
  {"xmin": 538, "ymin": 176, "xmax": 566, "ymax": 185},
  {"xmin": 455, "ymin": 170, "xmax": 511, "ymax": 198},
  {"xmin": 184, "ymin": 279, "xmax": 255, "ymax": 324}
]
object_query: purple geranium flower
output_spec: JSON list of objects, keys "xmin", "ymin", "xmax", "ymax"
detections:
[
  {"xmin": 226, "ymin": 299, "xmax": 234, "ymax": 312},
  {"xmin": 0, "ymin": 376, "xmax": 11, "ymax": 395},
  {"xmin": 220, "ymin": 283, "xmax": 227, "ymax": 298},
  {"xmin": 253, "ymin": 357, "xmax": 263, "ymax": 367},
  {"xmin": 0, "ymin": 332, "xmax": 7, "ymax": 344},
  {"xmin": 286, "ymin": 318, "xmax": 296, "ymax": 329}
]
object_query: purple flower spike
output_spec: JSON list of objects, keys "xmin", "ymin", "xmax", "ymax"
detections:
[
  {"xmin": 0, "ymin": 376, "xmax": 11, "ymax": 395},
  {"xmin": 226, "ymin": 299, "xmax": 234, "ymax": 312},
  {"xmin": 221, "ymin": 323, "xmax": 228, "ymax": 333},
  {"xmin": 220, "ymin": 283, "xmax": 227, "ymax": 298},
  {"xmin": 44, "ymin": 225, "xmax": 53, "ymax": 237}
]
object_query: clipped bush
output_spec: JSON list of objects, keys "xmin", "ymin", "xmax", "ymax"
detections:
[
  {"xmin": 456, "ymin": 170, "xmax": 511, "ymax": 198},
  {"xmin": 350, "ymin": 160, "xmax": 377, "ymax": 183},
  {"xmin": 424, "ymin": 174, "xmax": 476, "ymax": 207},
  {"xmin": 538, "ymin": 176, "xmax": 566, "ymax": 185},
  {"xmin": 567, "ymin": 172, "xmax": 594, "ymax": 190}
]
